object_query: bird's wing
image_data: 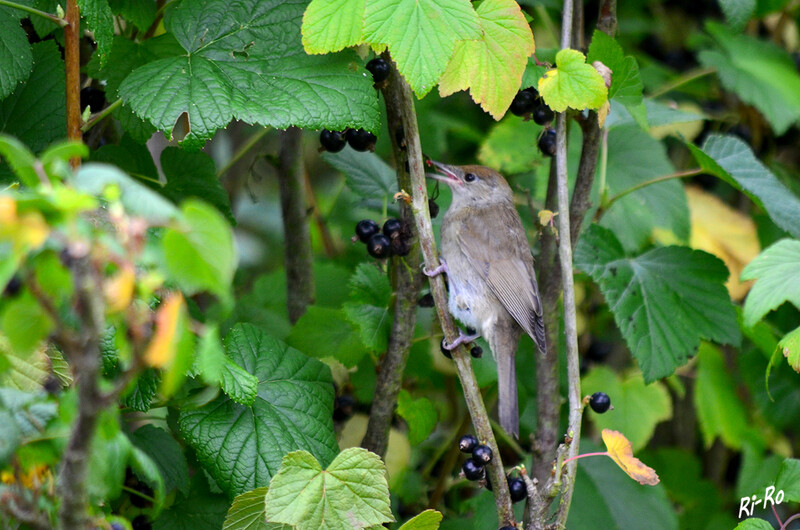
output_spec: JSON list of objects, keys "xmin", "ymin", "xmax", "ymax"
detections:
[{"xmin": 455, "ymin": 206, "xmax": 546, "ymax": 352}]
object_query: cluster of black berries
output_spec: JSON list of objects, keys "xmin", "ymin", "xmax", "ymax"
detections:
[
  {"xmin": 510, "ymin": 87, "xmax": 555, "ymax": 126},
  {"xmin": 355, "ymin": 218, "xmax": 410, "ymax": 258},
  {"xmin": 588, "ymin": 392, "xmax": 612, "ymax": 413},
  {"xmin": 320, "ymin": 128, "xmax": 377, "ymax": 153},
  {"xmin": 459, "ymin": 435, "xmax": 527, "ymax": 503}
]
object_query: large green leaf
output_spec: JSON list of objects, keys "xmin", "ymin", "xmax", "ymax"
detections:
[
  {"xmin": 129, "ymin": 424, "xmax": 190, "ymax": 495},
  {"xmin": 77, "ymin": 0, "xmax": 114, "ymax": 67},
  {"xmin": 740, "ymin": 239, "xmax": 800, "ymax": 327},
  {"xmin": 179, "ymin": 324, "xmax": 338, "ymax": 498},
  {"xmin": 538, "ymin": 49, "xmax": 607, "ymax": 112},
  {"xmin": 396, "ymin": 390, "xmax": 437, "ymax": 446},
  {"xmin": 108, "ymin": 0, "xmax": 157, "ymax": 31},
  {"xmin": 687, "ymin": 134, "xmax": 800, "ymax": 239},
  {"xmin": 119, "ymin": 0, "xmax": 380, "ymax": 149},
  {"xmin": 719, "ymin": 0, "xmax": 756, "ymax": 31},
  {"xmin": 775, "ymin": 458, "xmax": 800, "ymax": 502},
  {"xmin": 0, "ymin": 291, "xmax": 52, "ymax": 358},
  {"xmin": 581, "ymin": 367, "xmax": 671, "ymax": 451},
  {"xmin": 288, "ymin": 306, "xmax": 370, "ymax": 367},
  {"xmin": 160, "ymin": 147, "xmax": 234, "ymax": 224},
  {"xmin": 342, "ymin": 263, "xmax": 392, "ymax": 353},
  {"xmin": 196, "ymin": 326, "xmax": 259, "ymax": 406},
  {"xmin": 586, "ymin": 30, "xmax": 644, "ymax": 119},
  {"xmin": 322, "ymin": 148, "xmax": 397, "ymax": 203},
  {"xmin": 263, "ymin": 448, "xmax": 394, "ymax": 530},
  {"xmin": 0, "ymin": 8, "xmax": 33, "ymax": 100},
  {"xmin": 398, "ymin": 510, "xmax": 443, "ymax": 530},
  {"xmin": 734, "ymin": 520, "xmax": 774, "ymax": 530},
  {"xmin": 363, "ymin": 0, "xmax": 480, "ymax": 98},
  {"xmin": 574, "ymin": 224, "xmax": 740, "ymax": 382},
  {"xmin": 694, "ymin": 343, "xmax": 750, "ymax": 449},
  {"xmin": 224, "ymin": 487, "xmax": 291, "ymax": 530},
  {"xmin": 153, "ymin": 474, "xmax": 230, "ymax": 530},
  {"xmin": 698, "ymin": 22, "xmax": 800, "ymax": 134},
  {"xmin": 302, "ymin": 0, "xmax": 367, "ymax": 54}
]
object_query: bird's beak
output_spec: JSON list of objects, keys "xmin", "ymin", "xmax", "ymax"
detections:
[{"xmin": 426, "ymin": 160, "xmax": 462, "ymax": 186}]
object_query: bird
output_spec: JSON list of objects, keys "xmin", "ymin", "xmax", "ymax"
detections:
[{"xmin": 424, "ymin": 161, "xmax": 546, "ymax": 438}]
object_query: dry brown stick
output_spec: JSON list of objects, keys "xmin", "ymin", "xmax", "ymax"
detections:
[
  {"xmin": 278, "ymin": 127, "xmax": 314, "ymax": 324},
  {"xmin": 64, "ymin": 0, "xmax": 81, "ymax": 168}
]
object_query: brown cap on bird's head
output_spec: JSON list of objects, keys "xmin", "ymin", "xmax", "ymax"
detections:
[{"xmin": 427, "ymin": 161, "xmax": 513, "ymax": 205}]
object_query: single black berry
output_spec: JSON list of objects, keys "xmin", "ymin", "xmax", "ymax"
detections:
[
  {"xmin": 382, "ymin": 218, "xmax": 404, "ymax": 238},
  {"xmin": 538, "ymin": 128, "xmax": 557, "ymax": 157},
  {"xmin": 80, "ymin": 86, "xmax": 105, "ymax": 112},
  {"xmin": 524, "ymin": 86, "xmax": 539, "ymax": 99},
  {"xmin": 509, "ymin": 90, "xmax": 536, "ymax": 116},
  {"xmin": 459, "ymin": 434, "xmax": 479, "ymax": 453},
  {"xmin": 589, "ymin": 392, "xmax": 611, "ymax": 413},
  {"xmin": 508, "ymin": 477, "xmax": 527, "ymax": 502},
  {"xmin": 462, "ymin": 459, "xmax": 485, "ymax": 481},
  {"xmin": 367, "ymin": 233, "xmax": 392, "ymax": 258},
  {"xmin": 346, "ymin": 128, "xmax": 377, "ymax": 152},
  {"xmin": 418, "ymin": 293, "xmax": 434, "ymax": 307},
  {"xmin": 428, "ymin": 198, "xmax": 439, "ymax": 218},
  {"xmin": 333, "ymin": 395, "xmax": 355, "ymax": 421},
  {"xmin": 440, "ymin": 338, "xmax": 452, "ymax": 359},
  {"xmin": 131, "ymin": 515, "xmax": 152, "ymax": 530},
  {"xmin": 390, "ymin": 237, "xmax": 411, "ymax": 257},
  {"xmin": 471, "ymin": 444, "xmax": 493, "ymax": 466},
  {"xmin": 470, "ymin": 346, "xmax": 483, "ymax": 358},
  {"xmin": 466, "ymin": 326, "xmax": 477, "ymax": 336},
  {"xmin": 320, "ymin": 129, "xmax": 346, "ymax": 153},
  {"xmin": 532, "ymin": 104, "xmax": 555, "ymax": 125},
  {"xmin": 355, "ymin": 219, "xmax": 380, "ymax": 243},
  {"xmin": 3, "ymin": 275, "xmax": 22, "ymax": 297},
  {"xmin": 366, "ymin": 57, "xmax": 391, "ymax": 83}
]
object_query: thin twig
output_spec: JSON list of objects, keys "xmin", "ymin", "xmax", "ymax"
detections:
[
  {"xmin": 597, "ymin": 168, "xmax": 701, "ymax": 217},
  {"xmin": 648, "ymin": 67, "xmax": 716, "ymax": 98},
  {"xmin": 216, "ymin": 127, "xmax": 270, "ymax": 178},
  {"xmin": 0, "ymin": 0, "xmax": 66, "ymax": 26},
  {"xmin": 64, "ymin": 0, "xmax": 82, "ymax": 168},
  {"xmin": 80, "ymin": 98, "xmax": 122, "ymax": 133}
]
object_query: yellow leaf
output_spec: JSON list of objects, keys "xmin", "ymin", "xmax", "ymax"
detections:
[
  {"xmin": 144, "ymin": 293, "xmax": 185, "ymax": 368},
  {"xmin": 104, "ymin": 265, "xmax": 136, "ymax": 313},
  {"xmin": 601, "ymin": 429, "xmax": 660, "ymax": 486},
  {"xmin": 0, "ymin": 196, "xmax": 17, "ymax": 224},
  {"xmin": 686, "ymin": 186, "xmax": 760, "ymax": 300}
]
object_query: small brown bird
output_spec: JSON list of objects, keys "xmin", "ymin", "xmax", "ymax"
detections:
[{"xmin": 425, "ymin": 162, "xmax": 546, "ymax": 438}]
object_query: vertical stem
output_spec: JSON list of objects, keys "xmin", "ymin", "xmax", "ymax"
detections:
[
  {"xmin": 64, "ymin": 0, "xmax": 82, "ymax": 168},
  {"xmin": 278, "ymin": 127, "xmax": 314, "ymax": 324},
  {"xmin": 361, "ymin": 55, "xmax": 424, "ymax": 456}
]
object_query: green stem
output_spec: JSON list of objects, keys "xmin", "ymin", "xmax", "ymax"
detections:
[
  {"xmin": 121, "ymin": 485, "xmax": 156, "ymax": 505},
  {"xmin": 0, "ymin": 0, "xmax": 66, "ymax": 26},
  {"xmin": 216, "ymin": 127, "xmax": 270, "ymax": 178},
  {"xmin": 598, "ymin": 128, "xmax": 609, "ymax": 204},
  {"xmin": 649, "ymin": 67, "xmax": 716, "ymax": 98},
  {"xmin": 80, "ymin": 98, "xmax": 122, "ymax": 133},
  {"xmin": 599, "ymin": 168, "xmax": 701, "ymax": 216}
]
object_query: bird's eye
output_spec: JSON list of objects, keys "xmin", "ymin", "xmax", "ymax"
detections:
[{"xmin": 465, "ymin": 173, "xmax": 477, "ymax": 183}]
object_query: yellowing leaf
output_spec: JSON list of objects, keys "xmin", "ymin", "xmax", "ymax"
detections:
[
  {"xmin": 779, "ymin": 325, "xmax": 800, "ymax": 373},
  {"xmin": 144, "ymin": 293, "xmax": 185, "ymax": 368},
  {"xmin": 538, "ymin": 49, "xmax": 607, "ymax": 112},
  {"xmin": 302, "ymin": 0, "xmax": 367, "ymax": 54},
  {"xmin": 686, "ymin": 186, "xmax": 760, "ymax": 300},
  {"xmin": 601, "ymin": 429, "xmax": 660, "ymax": 486},
  {"xmin": 0, "ymin": 196, "xmax": 16, "ymax": 224},
  {"xmin": 104, "ymin": 265, "xmax": 136, "ymax": 313},
  {"xmin": 438, "ymin": 0, "xmax": 534, "ymax": 119}
]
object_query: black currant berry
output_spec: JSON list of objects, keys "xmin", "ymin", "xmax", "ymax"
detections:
[
  {"xmin": 390, "ymin": 238, "xmax": 411, "ymax": 257},
  {"xmin": 417, "ymin": 293, "xmax": 435, "ymax": 307},
  {"xmin": 470, "ymin": 346, "xmax": 483, "ymax": 358},
  {"xmin": 462, "ymin": 459, "xmax": 485, "ymax": 481},
  {"xmin": 382, "ymin": 218, "xmax": 403, "ymax": 238},
  {"xmin": 333, "ymin": 395, "xmax": 355, "ymax": 421},
  {"xmin": 367, "ymin": 233, "xmax": 392, "ymax": 258},
  {"xmin": 346, "ymin": 128, "xmax": 377, "ymax": 152},
  {"xmin": 524, "ymin": 86, "xmax": 539, "ymax": 99},
  {"xmin": 538, "ymin": 129, "xmax": 557, "ymax": 157},
  {"xmin": 440, "ymin": 338, "xmax": 452, "ymax": 359},
  {"xmin": 508, "ymin": 477, "xmax": 527, "ymax": 502},
  {"xmin": 80, "ymin": 86, "xmax": 105, "ymax": 112},
  {"xmin": 355, "ymin": 219, "xmax": 380, "ymax": 243},
  {"xmin": 589, "ymin": 392, "xmax": 611, "ymax": 413},
  {"xmin": 320, "ymin": 129, "xmax": 346, "ymax": 153},
  {"xmin": 532, "ymin": 104, "xmax": 555, "ymax": 125},
  {"xmin": 3, "ymin": 275, "xmax": 22, "ymax": 297},
  {"xmin": 509, "ymin": 90, "xmax": 536, "ymax": 116},
  {"xmin": 366, "ymin": 57, "xmax": 390, "ymax": 83},
  {"xmin": 428, "ymin": 198, "xmax": 439, "ymax": 218},
  {"xmin": 472, "ymin": 444, "xmax": 493, "ymax": 466},
  {"xmin": 459, "ymin": 434, "xmax": 479, "ymax": 453},
  {"xmin": 131, "ymin": 515, "xmax": 152, "ymax": 530}
]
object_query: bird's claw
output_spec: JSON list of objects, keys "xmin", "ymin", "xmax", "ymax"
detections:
[
  {"xmin": 442, "ymin": 328, "xmax": 481, "ymax": 350},
  {"xmin": 423, "ymin": 259, "xmax": 448, "ymax": 277}
]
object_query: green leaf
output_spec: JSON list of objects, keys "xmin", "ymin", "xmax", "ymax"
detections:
[
  {"xmin": 73, "ymin": 163, "xmax": 180, "ymax": 223},
  {"xmin": 179, "ymin": 324, "xmax": 339, "ymax": 498},
  {"xmin": 698, "ymin": 22, "xmax": 800, "ymax": 134},
  {"xmin": 520, "ymin": 59, "xmax": 548, "ymax": 90},
  {"xmin": 778, "ymin": 325, "xmax": 800, "ymax": 373},
  {"xmin": 129, "ymin": 444, "xmax": 166, "ymax": 513},
  {"xmin": 77, "ymin": 0, "xmax": 114, "ymax": 67},
  {"xmin": 581, "ymin": 367, "xmax": 672, "ymax": 451},
  {"xmin": 477, "ymin": 115, "xmax": 545, "ymax": 174},
  {"xmin": 0, "ymin": 338, "xmax": 50, "ymax": 391},
  {"xmin": 288, "ymin": 306, "xmax": 370, "ymax": 367},
  {"xmin": 129, "ymin": 424, "xmax": 190, "ymax": 495},
  {"xmin": 88, "ymin": 409, "xmax": 132, "ymax": 501},
  {"xmin": 163, "ymin": 200, "xmax": 236, "ymax": 299},
  {"xmin": 0, "ymin": 134, "xmax": 37, "ymax": 187},
  {"xmin": 438, "ymin": 0, "xmax": 535, "ymax": 119},
  {"xmin": 302, "ymin": 0, "xmax": 367, "ymax": 54},
  {"xmin": 397, "ymin": 390, "xmax": 437, "ymax": 446},
  {"xmin": 719, "ymin": 0, "xmax": 756, "ymax": 31},
  {"xmin": 0, "ymin": 388, "xmax": 56, "ymax": 448},
  {"xmin": 342, "ymin": 263, "xmax": 392, "ymax": 352},
  {"xmin": 362, "ymin": 0, "xmax": 480, "ymax": 97},
  {"xmin": 121, "ymin": 368, "xmax": 159, "ymax": 412},
  {"xmin": 108, "ymin": 0, "xmax": 157, "ymax": 31},
  {"xmin": 0, "ymin": 409, "xmax": 20, "ymax": 464},
  {"xmin": 733, "ymin": 519, "xmax": 773, "ymax": 530},
  {"xmin": 398, "ymin": 510, "xmax": 443, "ymax": 530},
  {"xmin": 574, "ymin": 224, "xmax": 741, "ymax": 382},
  {"xmin": 0, "ymin": 41, "xmax": 65, "ymax": 156},
  {"xmin": 160, "ymin": 147, "xmax": 234, "ymax": 224},
  {"xmin": 224, "ymin": 488, "xmax": 291, "ymax": 530},
  {"xmin": 606, "ymin": 99, "xmax": 704, "ymax": 131},
  {"xmin": 153, "ymin": 474, "xmax": 230, "ymax": 530},
  {"xmin": 586, "ymin": 31, "xmax": 643, "ymax": 114},
  {"xmin": 197, "ymin": 326, "xmax": 259, "ymax": 406},
  {"xmin": 687, "ymin": 135, "xmax": 800, "ymax": 239},
  {"xmin": 119, "ymin": 0, "xmax": 380, "ymax": 149},
  {"xmin": 694, "ymin": 343, "xmax": 750, "ymax": 449},
  {"xmin": 601, "ymin": 124, "xmax": 688, "ymax": 251},
  {"xmin": 740, "ymin": 240, "xmax": 800, "ymax": 326},
  {"xmin": 0, "ymin": 10, "xmax": 33, "ymax": 100},
  {"xmin": 322, "ymin": 148, "xmax": 397, "ymax": 204},
  {"xmin": 0, "ymin": 291, "xmax": 52, "ymax": 358},
  {"xmin": 775, "ymin": 458, "xmax": 800, "ymax": 502},
  {"xmin": 538, "ymin": 49, "xmax": 607, "ymax": 112},
  {"xmin": 264, "ymin": 448, "xmax": 394, "ymax": 530}
]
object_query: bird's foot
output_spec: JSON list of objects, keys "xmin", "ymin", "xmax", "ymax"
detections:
[
  {"xmin": 442, "ymin": 328, "xmax": 481, "ymax": 350},
  {"xmin": 423, "ymin": 259, "xmax": 448, "ymax": 277}
]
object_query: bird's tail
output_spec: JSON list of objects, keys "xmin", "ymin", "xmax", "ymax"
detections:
[{"xmin": 491, "ymin": 326, "xmax": 520, "ymax": 438}]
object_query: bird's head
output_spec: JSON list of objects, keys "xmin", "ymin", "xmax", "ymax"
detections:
[{"xmin": 427, "ymin": 161, "xmax": 513, "ymax": 208}]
